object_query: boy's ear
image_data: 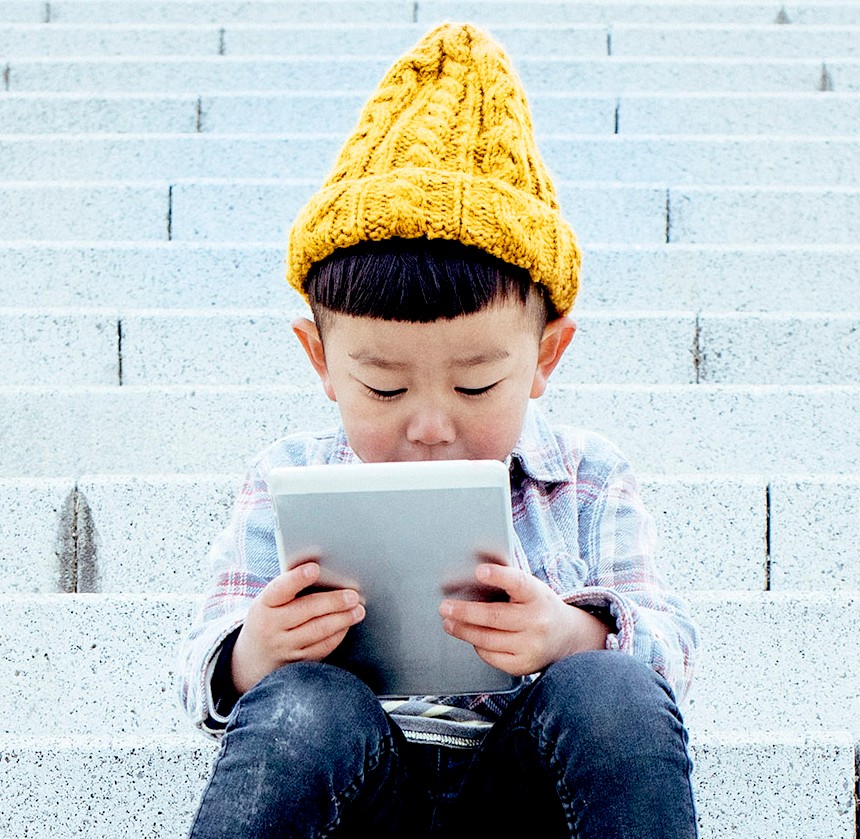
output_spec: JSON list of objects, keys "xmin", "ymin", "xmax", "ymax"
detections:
[
  {"xmin": 291, "ymin": 317, "xmax": 337, "ymax": 402},
  {"xmin": 530, "ymin": 316, "xmax": 576, "ymax": 399}
]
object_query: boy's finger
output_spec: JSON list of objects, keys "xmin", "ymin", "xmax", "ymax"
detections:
[
  {"xmin": 443, "ymin": 618, "xmax": 513, "ymax": 654},
  {"xmin": 288, "ymin": 605, "xmax": 365, "ymax": 654},
  {"xmin": 440, "ymin": 598, "xmax": 526, "ymax": 632},
  {"xmin": 475, "ymin": 563, "xmax": 538, "ymax": 603},
  {"xmin": 259, "ymin": 562, "xmax": 320, "ymax": 608},
  {"xmin": 281, "ymin": 588, "xmax": 361, "ymax": 629}
]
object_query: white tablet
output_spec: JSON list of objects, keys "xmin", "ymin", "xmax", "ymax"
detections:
[{"xmin": 268, "ymin": 459, "xmax": 522, "ymax": 697}]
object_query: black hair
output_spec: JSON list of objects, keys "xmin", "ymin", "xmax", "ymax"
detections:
[{"xmin": 304, "ymin": 237, "xmax": 556, "ymax": 333}]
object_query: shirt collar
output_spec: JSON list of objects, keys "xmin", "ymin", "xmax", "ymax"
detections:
[{"xmin": 507, "ymin": 403, "xmax": 571, "ymax": 484}]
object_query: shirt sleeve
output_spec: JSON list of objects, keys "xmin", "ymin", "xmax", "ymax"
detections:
[
  {"xmin": 175, "ymin": 456, "xmax": 281, "ymax": 736},
  {"xmin": 562, "ymin": 452, "xmax": 698, "ymax": 703}
]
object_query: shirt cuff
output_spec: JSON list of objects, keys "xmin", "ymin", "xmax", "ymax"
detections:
[{"xmin": 205, "ymin": 627, "xmax": 243, "ymax": 728}]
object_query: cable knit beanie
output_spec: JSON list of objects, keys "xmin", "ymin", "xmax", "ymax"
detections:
[{"xmin": 286, "ymin": 22, "xmax": 581, "ymax": 315}]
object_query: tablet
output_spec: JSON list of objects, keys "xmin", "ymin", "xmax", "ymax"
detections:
[{"xmin": 268, "ymin": 459, "xmax": 522, "ymax": 697}]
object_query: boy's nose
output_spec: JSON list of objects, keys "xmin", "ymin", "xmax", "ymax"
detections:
[{"xmin": 405, "ymin": 408, "xmax": 456, "ymax": 447}]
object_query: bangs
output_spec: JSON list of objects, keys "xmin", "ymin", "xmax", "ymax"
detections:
[{"xmin": 304, "ymin": 237, "xmax": 554, "ymax": 325}]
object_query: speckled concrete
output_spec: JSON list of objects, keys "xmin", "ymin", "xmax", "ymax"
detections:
[
  {"xmin": 77, "ymin": 474, "xmax": 237, "ymax": 593},
  {"xmin": 0, "ymin": 310, "xmax": 118, "ymax": 386},
  {"xmin": 769, "ymin": 477, "xmax": 860, "ymax": 589},
  {"xmin": 684, "ymin": 592, "xmax": 860, "ymax": 734},
  {"xmin": 640, "ymin": 475, "xmax": 766, "ymax": 589},
  {"xmin": 3, "ymin": 243, "xmax": 858, "ymax": 312},
  {"xmin": 699, "ymin": 314, "xmax": 860, "ymax": 384},
  {"xmin": 0, "ymin": 594, "xmax": 197, "ymax": 737},
  {"xmin": 3, "ymin": 385, "xmax": 859, "ymax": 477},
  {"xmin": 690, "ymin": 731, "xmax": 856, "ymax": 839},
  {"xmin": 0, "ymin": 479, "xmax": 75, "ymax": 593},
  {"xmin": 0, "ymin": 732, "xmax": 853, "ymax": 838}
]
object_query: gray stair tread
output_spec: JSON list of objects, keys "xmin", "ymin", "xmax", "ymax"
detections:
[{"xmin": 1, "ymin": 385, "xmax": 859, "ymax": 475}]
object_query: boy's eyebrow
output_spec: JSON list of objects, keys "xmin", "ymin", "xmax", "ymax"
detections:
[
  {"xmin": 348, "ymin": 352, "xmax": 409, "ymax": 371},
  {"xmin": 452, "ymin": 349, "xmax": 511, "ymax": 367},
  {"xmin": 348, "ymin": 349, "xmax": 510, "ymax": 369}
]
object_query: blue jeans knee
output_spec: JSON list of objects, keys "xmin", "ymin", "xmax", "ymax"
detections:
[{"xmin": 190, "ymin": 662, "xmax": 403, "ymax": 839}]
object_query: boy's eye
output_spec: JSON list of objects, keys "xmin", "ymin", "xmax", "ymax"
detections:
[
  {"xmin": 367, "ymin": 386, "xmax": 407, "ymax": 401},
  {"xmin": 455, "ymin": 383, "xmax": 499, "ymax": 397}
]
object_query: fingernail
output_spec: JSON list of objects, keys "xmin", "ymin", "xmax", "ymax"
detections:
[
  {"xmin": 476, "ymin": 565, "xmax": 491, "ymax": 581},
  {"xmin": 439, "ymin": 602, "xmax": 452, "ymax": 617},
  {"xmin": 343, "ymin": 590, "xmax": 358, "ymax": 606}
]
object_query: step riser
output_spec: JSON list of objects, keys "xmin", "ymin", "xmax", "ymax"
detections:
[
  {"xmin": 5, "ymin": 136, "xmax": 859, "ymax": 188},
  {"xmin": 0, "ymin": 734, "xmax": 853, "ymax": 839},
  {"xmin": 4, "ymin": 311, "xmax": 860, "ymax": 386},
  {"xmin": 7, "ymin": 183, "xmax": 854, "ymax": 245},
  {"xmin": 685, "ymin": 593, "xmax": 860, "ymax": 735},
  {"xmin": 2, "ymin": 594, "xmax": 859, "ymax": 739},
  {"xmin": 5, "ymin": 475, "xmax": 858, "ymax": 595},
  {"xmin": 4, "ymin": 2, "xmax": 860, "ymax": 26},
  {"xmin": 0, "ymin": 475, "xmax": 772, "ymax": 594},
  {"xmin": 3, "ymin": 24, "xmax": 860, "ymax": 59},
  {"xmin": 1, "ymin": 387, "xmax": 858, "ymax": 475},
  {"xmin": 1, "ymin": 244, "xmax": 856, "ymax": 312},
  {"xmin": 4, "ymin": 57, "xmax": 851, "ymax": 94},
  {"xmin": 3, "ymin": 93, "xmax": 859, "ymax": 135},
  {"xmin": 0, "ymin": 185, "xmax": 168, "ymax": 241},
  {"xmin": 0, "ymin": 1, "xmax": 414, "ymax": 25}
]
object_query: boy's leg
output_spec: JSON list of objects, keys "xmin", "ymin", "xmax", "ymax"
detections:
[
  {"xmin": 188, "ymin": 662, "xmax": 412, "ymax": 839},
  {"xmin": 450, "ymin": 651, "xmax": 698, "ymax": 839}
]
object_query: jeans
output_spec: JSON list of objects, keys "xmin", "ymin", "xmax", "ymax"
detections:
[{"xmin": 189, "ymin": 652, "xmax": 698, "ymax": 838}]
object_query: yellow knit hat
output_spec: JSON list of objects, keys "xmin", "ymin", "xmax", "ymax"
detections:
[{"xmin": 286, "ymin": 22, "xmax": 581, "ymax": 315}]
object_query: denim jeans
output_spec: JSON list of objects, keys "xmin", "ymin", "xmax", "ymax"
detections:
[{"xmin": 189, "ymin": 651, "xmax": 697, "ymax": 838}]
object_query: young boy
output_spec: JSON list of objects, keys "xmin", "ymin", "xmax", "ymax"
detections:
[{"xmin": 178, "ymin": 23, "xmax": 699, "ymax": 838}]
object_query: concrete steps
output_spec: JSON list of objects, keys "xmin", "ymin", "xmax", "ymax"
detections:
[
  {"xmin": 5, "ymin": 472, "xmax": 859, "ymax": 594},
  {"xmin": 2, "ymin": 3, "xmax": 858, "ymax": 836},
  {"xmin": 5, "ymin": 134, "xmax": 860, "ymax": 186},
  {"xmin": 4, "ymin": 591, "xmax": 860, "ymax": 735},
  {"xmin": 5, "ymin": 55, "xmax": 855, "ymax": 92},
  {"xmin": 2, "ymin": 384, "xmax": 860, "ymax": 475},
  {"xmin": 4, "ymin": 308, "xmax": 860, "ymax": 386},
  {"xmin": 6, "ymin": 181, "xmax": 860, "ymax": 244},
  {"xmin": 0, "ymin": 732, "xmax": 852, "ymax": 839},
  {"xmin": 2, "ymin": 242, "xmax": 857, "ymax": 310},
  {"xmin": 3, "ymin": 22, "xmax": 860, "ymax": 58},
  {"xmin": 3, "ymin": 1, "xmax": 860, "ymax": 26},
  {"xmin": 3, "ymin": 91, "xmax": 859, "ymax": 134}
]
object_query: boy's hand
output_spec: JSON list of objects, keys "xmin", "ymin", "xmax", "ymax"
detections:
[
  {"xmin": 231, "ymin": 558, "xmax": 365, "ymax": 695},
  {"xmin": 439, "ymin": 562, "xmax": 609, "ymax": 676}
]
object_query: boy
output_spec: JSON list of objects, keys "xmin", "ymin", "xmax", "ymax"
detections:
[{"xmin": 178, "ymin": 23, "xmax": 699, "ymax": 838}]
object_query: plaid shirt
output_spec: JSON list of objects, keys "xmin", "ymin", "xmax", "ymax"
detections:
[{"xmin": 177, "ymin": 404, "xmax": 698, "ymax": 743}]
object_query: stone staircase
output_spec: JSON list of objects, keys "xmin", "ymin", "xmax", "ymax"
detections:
[{"xmin": 1, "ymin": 2, "xmax": 859, "ymax": 836}]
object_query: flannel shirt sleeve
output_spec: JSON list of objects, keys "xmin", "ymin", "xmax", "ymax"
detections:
[
  {"xmin": 176, "ymin": 456, "xmax": 281, "ymax": 736},
  {"xmin": 561, "ymin": 454, "xmax": 698, "ymax": 703}
]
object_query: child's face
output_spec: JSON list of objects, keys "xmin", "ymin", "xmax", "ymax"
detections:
[{"xmin": 293, "ymin": 298, "xmax": 574, "ymax": 464}]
